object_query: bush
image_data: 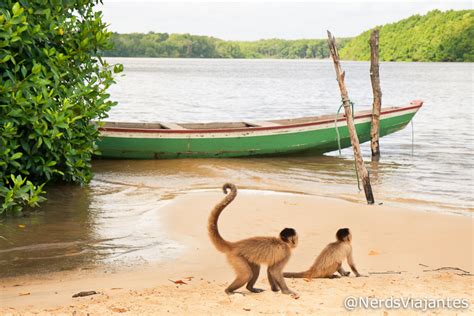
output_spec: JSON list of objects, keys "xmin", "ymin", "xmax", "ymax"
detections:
[{"xmin": 0, "ymin": 1, "xmax": 122, "ymax": 215}]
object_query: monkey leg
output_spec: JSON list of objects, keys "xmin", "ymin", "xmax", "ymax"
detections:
[
  {"xmin": 348, "ymin": 253, "xmax": 363, "ymax": 277},
  {"xmin": 322, "ymin": 262, "xmax": 341, "ymax": 278},
  {"xmin": 269, "ymin": 261, "xmax": 297, "ymax": 296},
  {"xmin": 267, "ymin": 268, "xmax": 280, "ymax": 292},
  {"xmin": 246, "ymin": 263, "xmax": 264, "ymax": 293},
  {"xmin": 225, "ymin": 256, "xmax": 253, "ymax": 294},
  {"xmin": 337, "ymin": 263, "xmax": 350, "ymax": 277}
]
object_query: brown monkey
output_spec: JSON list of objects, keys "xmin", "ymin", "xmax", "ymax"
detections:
[
  {"xmin": 208, "ymin": 183, "xmax": 298, "ymax": 295},
  {"xmin": 284, "ymin": 228, "xmax": 362, "ymax": 279}
]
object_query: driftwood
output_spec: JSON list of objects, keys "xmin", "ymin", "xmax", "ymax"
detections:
[
  {"xmin": 369, "ymin": 271, "xmax": 405, "ymax": 275},
  {"xmin": 369, "ymin": 29, "xmax": 382, "ymax": 161},
  {"xmin": 72, "ymin": 290, "xmax": 98, "ymax": 298},
  {"xmin": 327, "ymin": 31, "xmax": 375, "ymax": 204},
  {"xmin": 423, "ymin": 266, "xmax": 472, "ymax": 276}
]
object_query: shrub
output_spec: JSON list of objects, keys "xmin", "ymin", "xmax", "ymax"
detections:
[{"xmin": 0, "ymin": 1, "xmax": 122, "ymax": 215}]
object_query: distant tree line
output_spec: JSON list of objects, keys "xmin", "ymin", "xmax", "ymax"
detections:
[
  {"xmin": 103, "ymin": 33, "xmax": 350, "ymax": 59},
  {"xmin": 103, "ymin": 10, "xmax": 472, "ymax": 62},
  {"xmin": 340, "ymin": 9, "xmax": 473, "ymax": 62}
]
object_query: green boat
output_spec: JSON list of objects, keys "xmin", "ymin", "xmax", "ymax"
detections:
[{"xmin": 97, "ymin": 100, "xmax": 423, "ymax": 159}]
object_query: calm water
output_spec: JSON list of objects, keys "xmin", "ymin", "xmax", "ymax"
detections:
[
  {"xmin": 105, "ymin": 58, "xmax": 473, "ymax": 213},
  {"xmin": 1, "ymin": 58, "xmax": 472, "ymax": 277}
]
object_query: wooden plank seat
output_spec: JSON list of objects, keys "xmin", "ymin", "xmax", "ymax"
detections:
[
  {"xmin": 160, "ymin": 122, "xmax": 187, "ymax": 130},
  {"xmin": 244, "ymin": 121, "xmax": 282, "ymax": 127}
]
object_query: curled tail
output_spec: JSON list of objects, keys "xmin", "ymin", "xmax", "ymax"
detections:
[
  {"xmin": 283, "ymin": 271, "xmax": 311, "ymax": 278},
  {"xmin": 208, "ymin": 183, "xmax": 237, "ymax": 253}
]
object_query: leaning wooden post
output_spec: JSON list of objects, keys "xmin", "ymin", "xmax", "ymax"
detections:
[
  {"xmin": 369, "ymin": 29, "xmax": 382, "ymax": 161},
  {"xmin": 327, "ymin": 31, "xmax": 374, "ymax": 204}
]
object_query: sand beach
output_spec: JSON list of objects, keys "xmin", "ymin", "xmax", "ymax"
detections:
[{"xmin": 1, "ymin": 190, "xmax": 472, "ymax": 315}]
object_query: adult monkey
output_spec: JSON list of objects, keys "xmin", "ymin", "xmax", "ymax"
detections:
[
  {"xmin": 208, "ymin": 183, "xmax": 298, "ymax": 296},
  {"xmin": 284, "ymin": 228, "xmax": 363, "ymax": 279}
]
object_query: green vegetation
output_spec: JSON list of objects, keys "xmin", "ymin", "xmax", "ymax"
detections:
[
  {"xmin": 105, "ymin": 10, "xmax": 472, "ymax": 62},
  {"xmin": 104, "ymin": 33, "xmax": 351, "ymax": 59},
  {"xmin": 340, "ymin": 10, "xmax": 473, "ymax": 62},
  {"xmin": 0, "ymin": 1, "xmax": 121, "ymax": 215}
]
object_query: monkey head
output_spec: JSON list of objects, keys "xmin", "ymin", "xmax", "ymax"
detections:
[
  {"xmin": 336, "ymin": 228, "xmax": 352, "ymax": 242},
  {"xmin": 280, "ymin": 228, "xmax": 298, "ymax": 248}
]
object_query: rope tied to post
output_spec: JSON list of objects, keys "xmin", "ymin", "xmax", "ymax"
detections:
[
  {"xmin": 334, "ymin": 99, "xmax": 356, "ymax": 155},
  {"xmin": 334, "ymin": 99, "xmax": 361, "ymax": 191}
]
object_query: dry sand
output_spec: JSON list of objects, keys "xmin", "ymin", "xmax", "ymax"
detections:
[{"xmin": 1, "ymin": 190, "xmax": 473, "ymax": 315}]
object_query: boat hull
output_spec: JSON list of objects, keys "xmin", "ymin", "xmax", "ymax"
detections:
[{"xmin": 97, "ymin": 103, "xmax": 421, "ymax": 159}]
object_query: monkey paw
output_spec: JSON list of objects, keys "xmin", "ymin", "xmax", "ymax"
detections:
[
  {"xmin": 247, "ymin": 287, "xmax": 264, "ymax": 293},
  {"xmin": 290, "ymin": 293, "xmax": 300, "ymax": 299},
  {"xmin": 225, "ymin": 290, "xmax": 246, "ymax": 296},
  {"xmin": 282, "ymin": 290, "xmax": 298, "ymax": 296}
]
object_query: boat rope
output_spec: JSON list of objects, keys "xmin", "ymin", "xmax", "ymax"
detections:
[
  {"xmin": 334, "ymin": 100, "xmax": 361, "ymax": 191},
  {"xmin": 334, "ymin": 104, "xmax": 344, "ymax": 156},
  {"xmin": 354, "ymin": 161, "xmax": 361, "ymax": 191},
  {"xmin": 411, "ymin": 119, "xmax": 415, "ymax": 156},
  {"xmin": 334, "ymin": 100, "xmax": 355, "ymax": 156}
]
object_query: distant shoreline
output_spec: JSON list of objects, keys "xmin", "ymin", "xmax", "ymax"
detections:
[
  {"xmin": 103, "ymin": 56, "xmax": 471, "ymax": 63},
  {"xmin": 104, "ymin": 10, "xmax": 473, "ymax": 62}
]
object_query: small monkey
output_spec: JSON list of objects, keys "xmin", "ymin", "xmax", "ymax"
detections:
[
  {"xmin": 284, "ymin": 228, "xmax": 362, "ymax": 279},
  {"xmin": 208, "ymin": 183, "xmax": 298, "ymax": 295}
]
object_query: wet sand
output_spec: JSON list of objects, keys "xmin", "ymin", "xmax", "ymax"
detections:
[{"xmin": 1, "ymin": 191, "xmax": 473, "ymax": 315}]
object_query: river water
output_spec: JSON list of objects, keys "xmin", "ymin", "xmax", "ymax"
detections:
[{"xmin": 1, "ymin": 58, "xmax": 472, "ymax": 277}]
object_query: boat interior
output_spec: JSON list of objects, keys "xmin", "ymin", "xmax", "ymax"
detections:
[{"xmin": 101, "ymin": 106, "xmax": 403, "ymax": 130}]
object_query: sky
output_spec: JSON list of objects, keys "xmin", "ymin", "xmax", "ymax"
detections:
[{"xmin": 100, "ymin": 0, "xmax": 473, "ymax": 40}]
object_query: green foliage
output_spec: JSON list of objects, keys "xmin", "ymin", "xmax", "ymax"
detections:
[
  {"xmin": 340, "ymin": 10, "xmax": 474, "ymax": 62},
  {"xmin": 104, "ymin": 32, "xmax": 351, "ymax": 59},
  {"xmin": 0, "ymin": 1, "xmax": 121, "ymax": 215}
]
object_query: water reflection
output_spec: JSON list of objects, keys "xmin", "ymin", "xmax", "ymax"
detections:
[
  {"xmin": 0, "ymin": 185, "xmax": 94, "ymax": 277},
  {"xmin": 92, "ymin": 154, "xmax": 468, "ymax": 214},
  {"xmin": 0, "ymin": 182, "xmax": 183, "ymax": 278},
  {"xmin": 91, "ymin": 155, "xmax": 400, "ymax": 207}
]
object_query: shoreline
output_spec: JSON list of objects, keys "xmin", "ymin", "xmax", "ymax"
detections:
[
  {"xmin": 1, "ymin": 191, "xmax": 472, "ymax": 315},
  {"xmin": 103, "ymin": 57, "xmax": 473, "ymax": 63},
  {"xmin": 167, "ymin": 187, "xmax": 474, "ymax": 218}
]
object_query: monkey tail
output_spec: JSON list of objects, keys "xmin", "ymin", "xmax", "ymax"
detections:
[
  {"xmin": 208, "ymin": 183, "xmax": 237, "ymax": 253},
  {"xmin": 283, "ymin": 271, "xmax": 310, "ymax": 278}
]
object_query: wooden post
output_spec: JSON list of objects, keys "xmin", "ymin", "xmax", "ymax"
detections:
[
  {"xmin": 369, "ymin": 29, "xmax": 382, "ymax": 161},
  {"xmin": 327, "ymin": 31, "xmax": 374, "ymax": 204}
]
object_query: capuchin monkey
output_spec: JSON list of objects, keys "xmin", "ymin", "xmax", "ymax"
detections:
[
  {"xmin": 208, "ymin": 183, "xmax": 298, "ymax": 296},
  {"xmin": 284, "ymin": 228, "xmax": 362, "ymax": 279}
]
